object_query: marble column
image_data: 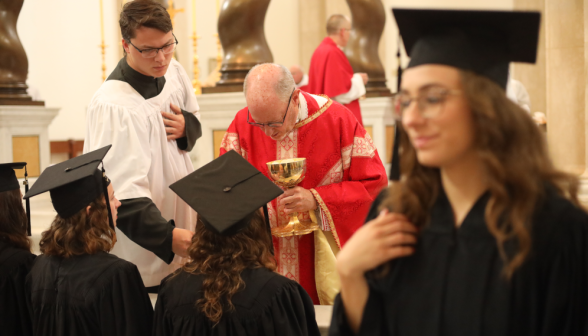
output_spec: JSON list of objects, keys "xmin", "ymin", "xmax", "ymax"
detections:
[{"xmin": 544, "ymin": 0, "xmax": 585, "ymax": 175}]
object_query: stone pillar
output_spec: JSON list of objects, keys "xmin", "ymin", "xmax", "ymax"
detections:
[
  {"xmin": 0, "ymin": 0, "xmax": 41, "ymax": 105},
  {"xmin": 345, "ymin": 0, "xmax": 391, "ymax": 97},
  {"xmin": 202, "ymin": 0, "xmax": 273, "ymax": 93},
  {"xmin": 512, "ymin": 0, "xmax": 546, "ymax": 115},
  {"xmin": 544, "ymin": 0, "xmax": 585, "ymax": 175}
]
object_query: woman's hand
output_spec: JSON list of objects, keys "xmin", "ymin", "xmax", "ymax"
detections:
[
  {"xmin": 336, "ymin": 210, "xmax": 418, "ymax": 333},
  {"xmin": 337, "ymin": 209, "xmax": 418, "ymax": 279}
]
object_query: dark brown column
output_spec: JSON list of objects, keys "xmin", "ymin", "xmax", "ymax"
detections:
[
  {"xmin": 344, "ymin": 0, "xmax": 390, "ymax": 97},
  {"xmin": 203, "ymin": 0, "xmax": 273, "ymax": 93},
  {"xmin": 0, "ymin": 0, "xmax": 42, "ymax": 105}
]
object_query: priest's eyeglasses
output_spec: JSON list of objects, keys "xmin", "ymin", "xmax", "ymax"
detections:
[
  {"xmin": 128, "ymin": 33, "xmax": 179, "ymax": 59},
  {"xmin": 392, "ymin": 86, "xmax": 462, "ymax": 120},
  {"xmin": 247, "ymin": 88, "xmax": 295, "ymax": 128}
]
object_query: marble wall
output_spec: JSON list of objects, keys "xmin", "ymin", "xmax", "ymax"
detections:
[{"xmin": 513, "ymin": 0, "xmax": 588, "ymax": 178}]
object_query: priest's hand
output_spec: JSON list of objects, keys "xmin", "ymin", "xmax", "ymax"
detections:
[
  {"xmin": 358, "ymin": 72, "xmax": 369, "ymax": 85},
  {"xmin": 162, "ymin": 103, "xmax": 186, "ymax": 140},
  {"xmin": 337, "ymin": 209, "xmax": 417, "ymax": 278},
  {"xmin": 172, "ymin": 228, "xmax": 194, "ymax": 258},
  {"xmin": 279, "ymin": 187, "xmax": 318, "ymax": 214}
]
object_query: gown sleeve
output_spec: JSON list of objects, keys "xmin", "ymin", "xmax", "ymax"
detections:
[
  {"xmin": 97, "ymin": 261, "xmax": 154, "ymax": 336},
  {"xmin": 175, "ymin": 60, "xmax": 202, "ymax": 152},
  {"xmin": 254, "ymin": 282, "xmax": 321, "ymax": 336},
  {"xmin": 84, "ymin": 102, "xmax": 176, "ymax": 263},
  {"xmin": 176, "ymin": 109, "xmax": 202, "ymax": 152},
  {"xmin": 329, "ymin": 189, "xmax": 391, "ymax": 336},
  {"xmin": 0, "ymin": 251, "xmax": 35, "ymax": 336}
]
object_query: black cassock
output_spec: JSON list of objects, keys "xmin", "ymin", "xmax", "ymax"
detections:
[
  {"xmin": 154, "ymin": 267, "xmax": 321, "ymax": 336},
  {"xmin": 26, "ymin": 252, "xmax": 153, "ymax": 336},
  {"xmin": 330, "ymin": 187, "xmax": 588, "ymax": 336},
  {"xmin": 0, "ymin": 241, "xmax": 35, "ymax": 336}
]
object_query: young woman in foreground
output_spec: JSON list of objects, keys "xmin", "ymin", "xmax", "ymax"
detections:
[{"xmin": 331, "ymin": 9, "xmax": 588, "ymax": 336}]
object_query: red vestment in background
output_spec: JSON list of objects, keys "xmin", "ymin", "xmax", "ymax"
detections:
[
  {"xmin": 220, "ymin": 92, "xmax": 387, "ymax": 304},
  {"xmin": 307, "ymin": 37, "xmax": 363, "ymax": 125}
]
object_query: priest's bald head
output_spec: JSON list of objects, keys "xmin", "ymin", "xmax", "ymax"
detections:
[
  {"xmin": 243, "ymin": 63, "xmax": 301, "ymax": 141},
  {"xmin": 327, "ymin": 14, "xmax": 352, "ymax": 47}
]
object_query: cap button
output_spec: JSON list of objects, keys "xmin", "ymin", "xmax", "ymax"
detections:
[{"xmin": 223, "ymin": 187, "xmax": 231, "ymax": 192}]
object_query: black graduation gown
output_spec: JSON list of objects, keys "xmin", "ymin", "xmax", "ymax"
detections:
[
  {"xmin": 153, "ymin": 267, "xmax": 321, "ymax": 336},
  {"xmin": 0, "ymin": 241, "xmax": 35, "ymax": 336},
  {"xmin": 26, "ymin": 252, "xmax": 154, "ymax": 336},
  {"xmin": 330, "ymin": 187, "xmax": 588, "ymax": 336}
]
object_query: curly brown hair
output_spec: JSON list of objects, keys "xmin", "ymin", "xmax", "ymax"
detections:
[
  {"xmin": 182, "ymin": 210, "xmax": 276, "ymax": 324},
  {"xmin": 382, "ymin": 70, "xmax": 580, "ymax": 278},
  {"xmin": 0, "ymin": 189, "xmax": 31, "ymax": 251},
  {"xmin": 39, "ymin": 195, "xmax": 116, "ymax": 258}
]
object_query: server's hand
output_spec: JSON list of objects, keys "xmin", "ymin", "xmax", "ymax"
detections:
[
  {"xmin": 171, "ymin": 228, "xmax": 194, "ymax": 258},
  {"xmin": 162, "ymin": 103, "xmax": 186, "ymax": 140}
]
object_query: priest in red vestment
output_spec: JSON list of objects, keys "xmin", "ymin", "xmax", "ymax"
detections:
[
  {"xmin": 220, "ymin": 63, "xmax": 387, "ymax": 305},
  {"xmin": 307, "ymin": 14, "xmax": 368, "ymax": 126}
]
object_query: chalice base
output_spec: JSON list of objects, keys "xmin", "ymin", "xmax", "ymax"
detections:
[
  {"xmin": 293, "ymin": 221, "xmax": 319, "ymax": 235},
  {"xmin": 271, "ymin": 222, "xmax": 296, "ymax": 237}
]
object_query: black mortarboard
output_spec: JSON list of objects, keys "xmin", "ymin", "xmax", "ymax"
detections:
[
  {"xmin": 389, "ymin": 9, "xmax": 540, "ymax": 180},
  {"xmin": 0, "ymin": 162, "xmax": 25, "ymax": 193},
  {"xmin": 170, "ymin": 150, "xmax": 283, "ymax": 237},
  {"xmin": 23, "ymin": 145, "xmax": 115, "ymax": 229},
  {"xmin": 393, "ymin": 9, "xmax": 540, "ymax": 90},
  {"xmin": 0, "ymin": 162, "xmax": 31, "ymax": 236}
]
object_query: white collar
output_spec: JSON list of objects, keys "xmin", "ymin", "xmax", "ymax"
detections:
[{"xmin": 297, "ymin": 92, "xmax": 308, "ymax": 122}]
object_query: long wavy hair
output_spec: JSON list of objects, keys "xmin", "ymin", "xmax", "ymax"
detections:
[
  {"xmin": 39, "ymin": 195, "xmax": 116, "ymax": 258},
  {"xmin": 0, "ymin": 189, "xmax": 31, "ymax": 251},
  {"xmin": 182, "ymin": 210, "xmax": 276, "ymax": 324},
  {"xmin": 382, "ymin": 70, "xmax": 580, "ymax": 278}
]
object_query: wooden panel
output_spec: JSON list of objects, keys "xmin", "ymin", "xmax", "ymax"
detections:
[
  {"xmin": 50, "ymin": 140, "xmax": 85, "ymax": 159},
  {"xmin": 12, "ymin": 136, "xmax": 40, "ymax": 178},
  {"xmin": 213, "ymin": 130, "xmax": 227, "ymax": 159},
  {"xmin": 364, "ymin": 126, "xmax": 373, "ymax": 139},
  {"xmin": 386, "ymin": 126, "xmax": 395, "ymax": 164}
]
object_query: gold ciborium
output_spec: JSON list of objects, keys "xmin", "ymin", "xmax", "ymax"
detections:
[{"xmin": 267, "ymin": 158, "xmax": 319, "ymax": 237}]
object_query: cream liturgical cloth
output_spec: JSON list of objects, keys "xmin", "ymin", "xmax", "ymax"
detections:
[{"xmin": 84, "ymin": 58, "xmax": 200, "ymax": 287}]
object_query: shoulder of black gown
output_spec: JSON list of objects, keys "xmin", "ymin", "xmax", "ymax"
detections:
[
  {"xmin": 155, "ymin": 267, "xmax": 320, "ymax": 336},
  {"xmin": 0, "ymin": 242, "xmax": 35, "ymax": 336},
  {"xmin": 365, "ymin": 187, "xmax": 389, "ymax": 223},
  {"xmin": 28, "ymin": 252, "xmax": 153, "ymax": 336}
]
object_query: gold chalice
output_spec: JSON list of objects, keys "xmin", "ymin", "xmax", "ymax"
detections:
[{"xmin": 267, "ymin": 158, "xmax": 319, "ymax": 237}]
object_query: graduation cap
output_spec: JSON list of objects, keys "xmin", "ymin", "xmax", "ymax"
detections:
[
  {"xmin": 388, "ymin": 8, "xmax": 541, "ymax": 180},
  {"xmin": 0, "ymin": 162, "xmax": 31, "ymax": 236},
  {"xmin": 23, "ymin": 145, "xmax": 115, "ymax": 230},
  {"xmin": 170, "ymin": 150, "xmax": 283, "ymax": 242}
]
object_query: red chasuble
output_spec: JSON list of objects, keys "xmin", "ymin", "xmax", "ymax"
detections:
[
  {"xmin": 307, "ymin": 37, "xmax": 363, "ymax": 126},
  {"xmin": 220, "ymin": 92, "xmax": 387, "ymax": 304}
]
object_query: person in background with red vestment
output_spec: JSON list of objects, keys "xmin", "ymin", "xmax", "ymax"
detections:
[
  {"xmin": 307, "ymin": 14, "xmax": 368, "ymax": 126},
  {"xmin": 220, "ymin": 63, "xmax": 387, "ymax": 305}
]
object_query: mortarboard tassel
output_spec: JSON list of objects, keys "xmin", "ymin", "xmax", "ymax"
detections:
[
  {"xmin": 390, "ymin": 35, "xmax": 403, "ymax": 181},
  {"xmin": 24, "ymin": 165, "xmax": 31, "ymax": 236},
  {"xmin": 101, "ymin": 165, "xmax": 115, "ymax": 230},
  {"xmin": 263, "ymin": 204, "xmax": 274, "ymax": 256}
]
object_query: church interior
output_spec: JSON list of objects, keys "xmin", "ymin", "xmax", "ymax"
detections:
[{"xmin": 2, "ymin": 0, "xmax": 588, "ymax": 334}]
